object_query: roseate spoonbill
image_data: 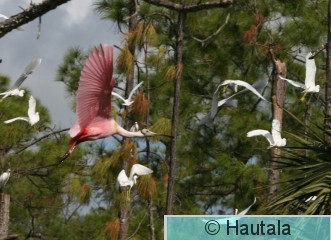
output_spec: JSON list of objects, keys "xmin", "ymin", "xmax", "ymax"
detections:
[
  {"xmin": 279, "ymin": 52, "xmax": 319, "ymax": 93},
  {"xmin": 0, "ymin": 14, "xmax": 24, "ymax": 31},
  {"xmin": 62, "ymin": 44, "xmax": 155, "ymax": 161},
  {"xmin": 4, "ymin": 95, "xmax": 39, "ymax": 126},
  {"xmin": 117, "ymin": 164, "xmax": 153, "ymax": 200},
  {"xmin": 130, "ymin": 122, "xmax": 139, "ymax": 132},
  {"xmin": 247, "ymin": 119, "xmax": 286, "ymax": 148},
  {"xmin": 0, "ymin": 58, "xmax": 42, "ymax": 101},
  {"xmin": 0, "ymin": 169, "xmax": 11, "ymax": 190},
  {"xmin": 112, "ymin": 81, "xmax": 143, "ymax": 106},
  {"xmin": 202, "ymin": 197, "xmax": 256, "ymax": 225}
]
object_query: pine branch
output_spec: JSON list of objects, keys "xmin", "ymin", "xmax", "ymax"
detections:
[
  {"xmin": 143, "ymin": 0, "xmax": 233, "ymax": 12},
  {"xmin": 0, "ymin": 0, "xmax": 72, "ymax": 38}
]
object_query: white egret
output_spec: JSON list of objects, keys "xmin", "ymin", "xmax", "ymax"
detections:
[
  {"xmin": 200, "ymin": 79, "xmax": 267, "ymax": 126},
  {"xmin": 130, "ymin": 122, "xmax": 139, "ymax": 132},
  {"xmin": 247, "ymin": 119, "xmax": 286, "ymax": 148},
  {"xmin": 217, "ymin": 80, "xmax": 267, "ymax": 107},
  {"xmin": 4, "ymin": 95, "xmax": 40, "ymax": 126},
  {"xmin": 0, "ymin": 169, "xmax": 11, "ymax": 190},
  {"xmin": 117, "ymin": 164, "xmax": 153, "ymax": 200},
  {"xmin": 0, "ymin": 14, "xmax": 24, "ymax": 31},
  {"xmin": 279, "ymin": 52, "xmax": 319, "ymax": 93},
  {"xmin": 0, "ymin": 58, "xmax": 42, "ymax": 101},
  {"xmin": 202, "ymin": 197, "xmax": 256, "ymax": 225},
  {"xmin": 112, "ymin": 81, "xmax": 143, "ymax": 106}
]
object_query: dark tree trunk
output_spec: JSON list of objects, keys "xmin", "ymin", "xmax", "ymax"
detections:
[
  {"xmin": 269, "ymin": 51, "xmax": 287, "ymax": 202},
  {"xmin": 118, "ymin": 1, "xmax": 139, "ymax": 239},
  {"xmin": 166, "ymin": 11, "xmax": 186, "ymax": 215},
  {"xmin": 325, "ymin": 0, "xmax": 331, "ymax": 143},
  {"xmin": 0, "ymin": 194, "xmax": 10, "ymax": 238}
]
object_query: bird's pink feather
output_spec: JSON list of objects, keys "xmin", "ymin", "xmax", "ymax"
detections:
[{"xmin": 75, "ymin": 44, "xmax": 115, "ymax": 130}]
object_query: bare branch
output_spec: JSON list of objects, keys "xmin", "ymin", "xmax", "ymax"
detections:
[
  {"xmin": 143, "ymin": 0, "xmax": 233, "ymax": 12},
  {"xmin": 0, "ymin": 0, "xmax": 72, "ymax": 38},
  {"xmin": 15, "ymin": 128, "xmax": 69, "ymax": 154},
  {"xmin": 192, "ymin": 13, "xmax": 230, "ymax": 47}
]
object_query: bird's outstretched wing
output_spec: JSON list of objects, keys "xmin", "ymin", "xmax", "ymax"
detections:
[
  {"xmin": 211, "ymin": 84, "xmax": 222, "ymax": 118},
  {"xmin": 128, "ymin": 81, "xmax": 143, "ymax": 102},
  {"xmin": 305, "ymin": 52, "xmax": 317, "ymax": 89},
  {"xmin": 129, "ymin": 164, "xmax": 153, "ymax": 179},
  {"xmin": 218, "ymin": 80, "xmax": 267, "ymax": 102},
  {"xmin": 247, "ymin": 129, "xmax": 274, "ymax": 146},
  {"xmin": 4, "ymin": 117, "xmax": 29, "ymax": 124},
  {"xmin": 76, "ymin": 44, "xmax": 115, "ymax": 129},
  {"xmin": 117, "ymin": 170, "xmax": 129, "ymax": 186},
  {"xmin": 111, "ymin": 92, "xmax": 127, "ymax": 102},
  {"xmin": 279, "ymin": 76, "xmax": 306, "ymax": 90},
  {"xmin": 271, "ymin": 119, "xmax": 283, "ymax": 143},
  {"xmin": 13, "ymin": 58, "xmax": 42, "ymax": 89},
  {"xmin": 237, "ymin": 197, "xmax": 256, "ymax": 215}
]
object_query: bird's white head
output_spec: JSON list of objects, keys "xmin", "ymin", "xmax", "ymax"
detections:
[{"xmin": 140, "ymin": 129, "xmax": 156, "ymax": 136}]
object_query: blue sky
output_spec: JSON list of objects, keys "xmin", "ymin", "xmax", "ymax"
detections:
[{"xmin": 1, "ymin": 0, "xmax": 121, "ymax": 128}]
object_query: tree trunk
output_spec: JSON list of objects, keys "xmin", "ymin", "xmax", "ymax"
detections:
[
  {"xmin": 118, "ymin": 1, "xmax": 139, "ymax": 239},
  {"xmin": 166, "ymin": 11, "xmax": 186, "ymax": 215},
  {"xmin": 269, "ymin": 54, "xmax": 287, "ymax": 202},
  {"xmin": 325, "ymin": 0, "xmax": 331, "ymax": 143},
  {"xmin": 0, "ymin": 194, "xmax": 10, "ymax": 238}
]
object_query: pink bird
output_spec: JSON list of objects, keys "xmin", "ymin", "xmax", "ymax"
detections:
[{"xmin": 61, "ymin": 44, "xmax": 156, "ymax": 161}]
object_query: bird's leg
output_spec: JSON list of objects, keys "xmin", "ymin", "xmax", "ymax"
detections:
[
  {"xmin": 300, "ymin": 92, "xmax": 308, "ymax": 103},
  {"xmin": 126, "ymin": 188, "xmax": 131, "ymax": 202}
]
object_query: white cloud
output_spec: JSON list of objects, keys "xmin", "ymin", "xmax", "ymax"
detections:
[{"xmin": 63, "ymin": 0, "xmax": 93, "ymax": 26}]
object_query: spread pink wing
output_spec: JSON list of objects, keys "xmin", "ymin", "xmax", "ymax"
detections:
[{"xmin": 76, "ymin": 44, "xmax": 115, "ymax": 130}]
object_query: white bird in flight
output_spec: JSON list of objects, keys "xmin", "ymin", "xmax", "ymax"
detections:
[
  {"xmin": 247, "ymin": 119, "xmax": 286, "ymax": 148},
  {"xmin": 112, "ymin": 81, "xmax": 143, "ymax": 106},
  {"xmin": 117, "ymin": 164, "xmax": 153, "ymax": 200},
  {"xmin": 279, "ymin": 52, "xmax": 319, "ymax": 93},
  {"xmin": 200, "ymin": 79, "xmax": 267, "ymax": 126},
  {"xmin": 0, "ymin": 14, "xmax": 24, "ymax": 31},
  {"xmin": 202, "ymin": 197, "xmax": 256, "ymax": 225},
  {"xmin": 0, "ymin": 169, "xmax": 11, "ymax": 191},
  {"xmin": 4, "ymin": 95, "xmax": 40, "ymax": 126},
  {"xmin": 217, "ymin": 80, "xmax": 267, "ymax": 107},
  {"xmin": 0, "ymin": 58, "xmax": 42, "ymax": 101}
]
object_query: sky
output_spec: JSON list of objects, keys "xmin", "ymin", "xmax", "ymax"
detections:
[{"xmin": 1, "ymin": 0, "xmax": 122, "ymax": 129}]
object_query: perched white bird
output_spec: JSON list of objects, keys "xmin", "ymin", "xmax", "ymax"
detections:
[
  {"xmin": 247, "ymin": 119, "xmax": 286, "ymax": 148},
  {"xmin": 0, "ymin": 169, "xmax": 11, "ymax": 190},
  {"xmin": 0, "ymin": 58, "xmax": 42, "ymax": 101},
  {"xmin": 4, "ymin": 95, "xmax": 40, "ymax": 126},
  {"xmin": 117, "ymin": 164, "xmax": 153, "ymax": 200},
  {"xmin": 279, "ymin": 52, "xmax": 319, "ymax": 93},
  {"xmin": 130, "ymin": 122, "xmax": 140, "ymax": 132},
  {"xmin": 202, "ymin": 197, "xmax": 256, "ymax": 225},
  {"xmin": 0, "ymin": 14, "xmax": 24, "ymax": 31},
  {"xmin": 112, "ymin": 81, "xmax": 143, "ymax": 106}
]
